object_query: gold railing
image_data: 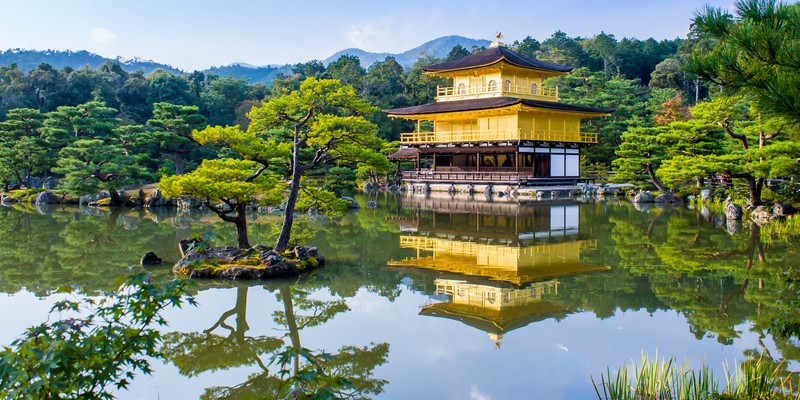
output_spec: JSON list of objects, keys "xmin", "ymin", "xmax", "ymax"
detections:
[
  {"xmin": 436, "ymin": 84, "xmax": 558, "ymax": 101},
  {"xmin": 399, "ymin": 129, "xmax": 598, "ymax": 144}
]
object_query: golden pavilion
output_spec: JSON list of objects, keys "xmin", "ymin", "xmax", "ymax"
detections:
[{"xmin": 385, "ymin": 34, "xmax": 612, "ymax": 192}]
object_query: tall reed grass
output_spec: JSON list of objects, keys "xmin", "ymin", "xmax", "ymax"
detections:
[
  {"xmin": 760, "ymin": 216, "xmax": 800, "ymax": 243},
  {"xmin": 592, "ymin": 353, "xmax": 799, "ymax": 400}
]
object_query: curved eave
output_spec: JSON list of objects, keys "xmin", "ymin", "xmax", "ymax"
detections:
[
  {"xmin": 421, "ymin": 46, "xmax": 573, "ymax": 76},
  {"xmin": 383, "ymin": 98, "xmax": 614, "ymax": 120},
  {"xmin": 423, "ymin": 59, "xmax": 571, "ymax": 78}
]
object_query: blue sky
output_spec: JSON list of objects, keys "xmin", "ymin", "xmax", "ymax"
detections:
[{"xmin": 0, "ymin": 0, "xmax": 735, "ymax": 71}]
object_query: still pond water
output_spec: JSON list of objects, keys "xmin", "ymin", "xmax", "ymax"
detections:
[{"xmin": 1, "ymin": 193, "xmax": 798, "ymax": 399}]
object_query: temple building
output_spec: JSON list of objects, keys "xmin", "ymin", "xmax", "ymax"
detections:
[
  {"xmin": 385, "ymin": 34, "xmax": 613, "ymax": 193},
  {"xmin": 387, "ymin": 199, "xmax": 610, "ymax": 345}
]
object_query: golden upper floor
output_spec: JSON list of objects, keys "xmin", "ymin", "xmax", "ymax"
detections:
[
  {"xmin": 382, "ymin": 39, "xmax": 613, "ymax": 146},
  {"xmin": 422, "ymin": 40, "xmax": 571, "ymax": 103}
]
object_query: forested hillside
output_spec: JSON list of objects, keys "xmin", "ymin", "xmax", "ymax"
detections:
[
  {"xmin": 0, "ymin": 35, "xmax": 490, "ymax": 85},
  {"xmin": 0, "ymin": 49, "xmax": 183, "ymax": 75}
]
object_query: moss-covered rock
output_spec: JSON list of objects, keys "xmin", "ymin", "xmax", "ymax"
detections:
[{"xmin": 173, "ymin": 244, "xmax": 324, "ymax": 280}]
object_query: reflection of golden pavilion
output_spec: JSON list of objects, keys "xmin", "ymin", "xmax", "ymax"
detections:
[
  {"xmin": 389, "ymin": 199, "xmax": 609, "ymax": 344},
  {"xmin": 422, "ymin": 279, "xmax": 568, "ymax": 345},
  {"xmin": 392, "ymin": 236, "xmax": 601, "ymax": 285}
]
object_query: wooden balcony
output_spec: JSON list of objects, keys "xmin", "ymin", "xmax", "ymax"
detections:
[
  {"xmin": 436, "ymin": 84, "xmax": 559, "ymax": 102},
  {"xmin": 399, "ymin": 129, "xmax": 598, "ymax": 145}
]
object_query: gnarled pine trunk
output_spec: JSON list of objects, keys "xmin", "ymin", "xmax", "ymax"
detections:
[{"xmin": 275, "ymin": 126, "xmax": 302, "ymax": 253}]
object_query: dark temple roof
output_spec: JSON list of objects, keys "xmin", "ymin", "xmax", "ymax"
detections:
[
  {"xmin": 384, "ymin": 97, "xmax": 614, "ymax": 116},
  {"xmin": 422, "ymin": 45, "xmax": 573, "ymax": 74}
]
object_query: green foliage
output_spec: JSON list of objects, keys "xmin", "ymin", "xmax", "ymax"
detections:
[
  {"xmin": 146, "ymin": 102, "xmax": 207, "ymax": 175},
  {"xmin": 269, "ymin": 343, "xmax": 389, "ymax": 400},
  {"xmin": 296, "ymin": 187, "xmax": 351, "ymax": 218},
  {"xmin": 689, "ymin": 0, "xmax": 800, "ymax": 126},
  {"xmin": 160, "ymin": 158, "xmax": 280, "ymax": 203},
  {"xmin": 0, "ymin": 108, "xmax": 47, "ymax": 187},
  {"xmin": 0, "ymin": 273, "xmax": 194, "ymax": 399},
  {"xmin": 611, "ymin": 126, "xmax": 670, "ymax": 190},
  {"xmin": 324, "ymin": 166, "xmax": 357, "ymax": 191}
]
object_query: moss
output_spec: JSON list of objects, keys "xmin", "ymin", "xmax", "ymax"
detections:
[
  {"xmin": 178, "ymin": 256, "xmax": 266, "ymax": 276},
  {"xmin": 294, "ymin": 256, "xmax": 320, "ymax": 271}
]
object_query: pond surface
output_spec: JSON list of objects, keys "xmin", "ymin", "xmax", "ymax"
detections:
[{"xmin": 1, "ymin": 193, "xmax": 799, "ymax": 399}]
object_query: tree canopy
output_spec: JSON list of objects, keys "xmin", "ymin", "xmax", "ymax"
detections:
[{"xmin": 688, "ymin": 0, "xmax": 800, "ymax": 126}]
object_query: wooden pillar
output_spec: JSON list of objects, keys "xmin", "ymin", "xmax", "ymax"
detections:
[
  {"xmin": 432, "ymin": 152, "xmax": 436, "ymax": 171},
  {"xmin": 476, "ymin": 150, "xmax": 481, "ymax": 173},
  {"xmin": 515, "ymin": 149, "xmax": 519, "ymax": 173}
]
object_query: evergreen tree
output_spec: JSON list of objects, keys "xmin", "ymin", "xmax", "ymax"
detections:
[{"xmin": 688, "ymin": 0, "xmax": 800, "ymax": 125}]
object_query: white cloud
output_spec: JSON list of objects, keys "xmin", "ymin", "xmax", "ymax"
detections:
[
  {"xmin": 89, "ymin": 27, "xmax": 117, "ymax": 44},
  {"xmin": 470, "ymin": 385, "xmax": 492, "ymax": 400},
  {"xmin": 345, "ymin": 23, "xmax": 385, "ymax": 49}
]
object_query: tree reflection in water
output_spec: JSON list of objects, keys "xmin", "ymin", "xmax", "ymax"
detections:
[{"xmin": 162, "ymin": 282, "xmax": 389, "ymax": 400}]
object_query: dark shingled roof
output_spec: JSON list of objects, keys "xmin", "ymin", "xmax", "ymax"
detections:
[
  {"xmin": 422, "ymin": 45, "xmax": 573, "ymax": 73},
  {"xmin": 384, "ymin": 97, "xmax": 614, "ymax": 116},
  {"xmin": 386, "ymin": 147, "xmax": 419, "ymax": 159}
]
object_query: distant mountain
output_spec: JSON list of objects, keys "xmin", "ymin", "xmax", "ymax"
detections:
[
  {"xmin": 322, "ymin": 35, "xmax": 491, "ymax": 68},
  {"xmin": 0, "ymin": 35, "xmax": 492, "ymax": 86},
  {"xmin": 0, "ymin": 49, "xmax": 183, "ymax": 75}
]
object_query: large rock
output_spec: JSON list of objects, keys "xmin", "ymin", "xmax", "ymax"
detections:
[
  {"xmin": 80, "ymin": 192, "xmax": 109, "ymax": 205},
  {"xmin": 597, "ymin": 186, "xmax": 618, "ymax": 196},
  {"xmin": 179, "ymin": 237, "xmax": 204, "ymax": 258},
  {"xmin": 654, "ymin": 193, "xmax": 683, "ymax": 204},
  {"xmin": 726, "ymin": 219, "xmax": 742, "ymax": 234},
  {"xmin": 173, "ymin": 246, "xmax": 242, "ymax": 275},
  {"xmin": 773, "ymin": 203, "xmax": 796, "ymax": 217},
  {"xmin": 751, "ymin": 205, "xmax": 773, "ymax": 225},
  {"xmin": 632, "ymin": 190, "xmax": 654, "ymax": 203},
  {"xmin": 258, "ymin": 250, "xmax": 301, "ymax": 277},
  {"xmin": 725, "ymin": 203, "xmax": 743, "ymax": 220},
  {"xmin": 340, "ymin": 196, "xmax": 360, "ymax": 209},
  {"xmin": 176, "ymin": 196, "xmax": 202, "ymax": 210},
  {"xmin": 143, "ymin": 188, "xmax": 167, "ymax": 208},
  {"xmin": 41, "ymin": 176, "xmax": 58, "ymax": 189},
  {"xmin": 140, "ymin": 252, "xmax": 162, "ymax": 266},
  {"xmin": 33, "ymin": 191, "xmax": 59, "ymax": 205},
  {"xmin": 1, "ymin": 194, "xmax": 18, "ymax": 205}
]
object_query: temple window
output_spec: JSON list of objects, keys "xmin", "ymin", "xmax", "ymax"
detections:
[
  {"xmin": 487, "ymin": 80, "xmax": 497, "ymax": 92},
  {"xmin": 531, "ymin": 83, "xmax": 538, "ymax": 94},
  {"xmin": 457, "ymin": 83, "xmax": 466, "ymax": 94},
  {"xmin": 503, "ymin": 80, "xmax": 511, "ymax": 92}
]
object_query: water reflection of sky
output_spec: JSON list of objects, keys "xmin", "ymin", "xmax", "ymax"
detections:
[
  {"xmin": 0, "ymin": 285, "xmax": 779, "ymax": 399},
  {"xmin": 114, "ymin": 287, "xmax": 774, "ymax": 399},
  {"xmin": 0, "ymin": 194, "xmax": 793, "ymax": 399}
]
